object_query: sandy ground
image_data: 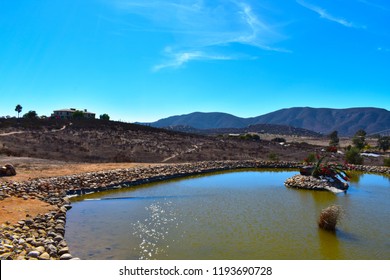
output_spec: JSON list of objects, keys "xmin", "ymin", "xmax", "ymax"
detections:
[
  {"xmin": 259, "ymin": 134, "xmax": 378, "ymax": 148},
  {"xmin": 0, "ymin": 156, "xmax": 162, "ymax": 225},
  {"xmin": 0, "ymin": 197, "xmax": 56, "ymax": 225}
]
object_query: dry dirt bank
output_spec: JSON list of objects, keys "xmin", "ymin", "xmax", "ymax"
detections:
[
  {"xmin": 0, "ymin": 197, "xmax": 56, "ymax": 225},
  {"xmin": 0, "ymin": 156, "xmax": 160, "ymax": 182},
  {"xmin": 0, "ymin": 157, "xmax": 161, "ymax": 229}
]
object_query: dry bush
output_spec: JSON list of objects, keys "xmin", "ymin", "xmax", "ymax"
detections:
[{"xmin": 318, "ymin": 205, "xmax": 343, "ymax": 231}]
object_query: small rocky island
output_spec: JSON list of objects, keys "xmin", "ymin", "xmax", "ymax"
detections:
[{"xmin": 285, "ymin": 157, "xmax": 350, "ymax": 194}]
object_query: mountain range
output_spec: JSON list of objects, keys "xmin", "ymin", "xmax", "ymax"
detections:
[{"xmin": 146, "ymin": 107, "xmax": 390, "ymax": 136}]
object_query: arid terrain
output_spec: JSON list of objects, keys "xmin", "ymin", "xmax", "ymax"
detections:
[
  {"xmin": 0, "ymin": 118, "xmax": 385, "ymax": 166},
  {"xmin": 0, "ymin": 118, "xmax": 389, "ymax": 260},
  {"xmin": 0, "ymin": 118, "xmax": 322, "ymax": 163},
  {"xmin": 0, "ymin": 156, "xmax": 158, "ymax": 225},
  {"xmin": 0, "ymin": 156, "xmax": 159, "ymax": 182}
]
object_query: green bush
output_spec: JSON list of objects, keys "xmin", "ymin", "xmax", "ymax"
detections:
[
  {"xmin": 352, "ymin": 129, "xmax": 367, "ymax": 150},
  {"xmin": 99, "ymin": 114, "xmax": 110, "ymax": 121},
  {"xmin": 345, "ymin": 147, "xmax": 364, "ymax": 165},
  {"xmin": 328, "ymin": 130, "xmax": 339, "ymax": 147},
  {"xmin": 378, "ymin": 136, "xmax": 390, "ymax": 152},
  {"xmin": 384, "ymin": 157, "xmax": 390, "ymax": 167},
  {"xmin": 240, "ymin": 134, "xmax": 260, "ymax": 141},
  {"xmin": 304, "ymin": 153, "xmax": 316, "ymax": 163},
  {"xmin": 23, "ymin": 110, "xmax": 38, "ymax": 119},
  {"xmin": 72, "ymin": 110, "xmax": 85, "ymax": 119},
  {"xmin": 268, "ymin": 153, "xmax": 279, "ymax": 161}
]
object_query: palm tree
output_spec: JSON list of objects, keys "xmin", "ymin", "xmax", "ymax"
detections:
[{"xmin": 15, "ymin": 104, "xmax": 22, "ymax": 118}]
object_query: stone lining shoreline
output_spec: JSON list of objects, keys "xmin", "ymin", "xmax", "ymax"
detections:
[
  {"xmin": 1, "ymin": 160, "xmax": 389, "ymax": 260},
  {"xmin": 284, "ymin": 175, "xmax": 349, "ymax": 193}
]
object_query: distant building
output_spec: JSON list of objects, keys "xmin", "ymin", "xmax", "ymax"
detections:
[{"xmin": 52, "ymin": 108, "xmax": 96, "ymax": 120}]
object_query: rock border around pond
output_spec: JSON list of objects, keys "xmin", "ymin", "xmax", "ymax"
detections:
[{"xmin": 1, "ymin": 160, "xmax": 389, "ymax": 260}]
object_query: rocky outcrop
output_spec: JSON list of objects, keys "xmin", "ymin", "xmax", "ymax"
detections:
[{"xmin": 284, "ymin": 174, "xmax": 348, "ymax": 193}]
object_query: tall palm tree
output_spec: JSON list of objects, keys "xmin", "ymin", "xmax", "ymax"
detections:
[{"xmin": 15, "ymin": 104, "xmax": 22, "ymax": 118}]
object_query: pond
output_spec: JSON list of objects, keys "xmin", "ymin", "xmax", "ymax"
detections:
[{"xmin": 64, "ymin": 169, "xmax": 390, "ymax": 260}]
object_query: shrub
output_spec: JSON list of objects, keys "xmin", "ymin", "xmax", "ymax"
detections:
[
  {"xmin": 99, "ymin": 114, "xmax": 110, "ymax": 121},
  {"xmin": 268, "ymin": 152, "xmax": 279, "ymax": 161},
  {"xmin": 384, "ymin": 157, "xmax": 390, "ymax": 167},
  {"xmin": 345, "ymin": 147, "xmax": 364, "ymax": 165},
  {"xmin": 240, "ymin": 134, "xmax": 260, "ymax": 141},
  {"xmin": 326, "ymin": 146, "xmax": 338, "ymax": 153},
  {"xmin": 328, "ymin": 130, "xmax": 339, "ymax": 147},
  {"xmin": 318, "ymin": 205, "xmax": 343, "ymax": 231},
  {"xmin": 271, "ymin": 137, "xmax": 286, "ymax": 143},
  {"xmin": 378, "ymin": 136, "xmax": 390, "ymax": 152},
  {"xmin": 23, "ymin": 110, "xmax": 38, "ymax": 119},
  {"xmin": 72, "ymin": 110, "xmax": 85, "ymax": 119},
  {"xmin": 303, "ymin": 153, "xmax": 316, "ymax": 164},
  {"xmin": 352, "ymin": 129, "xmax": 367, "ymax": 150}
]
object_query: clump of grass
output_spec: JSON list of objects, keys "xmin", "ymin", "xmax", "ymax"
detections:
[
  {"xmin": 318, "ymin": 205, "xmax": 343, "ymax": 231},
  {"xmin": 268, "ymin": 152, "xmax": 279, "ymax": 161}
]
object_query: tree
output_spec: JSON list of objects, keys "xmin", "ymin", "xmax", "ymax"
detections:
[
  {"xmin": 15, "ymin": 104, "xmax": 22, "ymax": 118},
  {"xmin": 378, "ymin": 136, "xmax": 390, "ymax": 152},
  {"xmin": 72, "ymin": 110, "xmax": 85, "ymax": 119},
  {"xmin": 345, "ymin": 147, "xmax": 364, "ymax": 165},
  {"xmin": 23, "ymin": 110, "xmax": 38, "ymax": 119},
  {"xmin": 99, "ymin": 113, "xmax": 110, "ymax": 121},
  {"xmin": 328, "ymin": 130, "xmax": 339, "ymax": 147},
  {"xmin": 352, "ymin": 129, "xmax": 367, "ymax": 150}
]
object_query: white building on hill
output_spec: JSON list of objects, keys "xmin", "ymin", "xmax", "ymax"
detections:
[{"xmin": 52, "ymin": 108, "xmax": 96, "ymax": 119}]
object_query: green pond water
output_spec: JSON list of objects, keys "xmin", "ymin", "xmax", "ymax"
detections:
[{"xmin": 65, "ymin": 170, "xmax": 390, "ymax": 260}]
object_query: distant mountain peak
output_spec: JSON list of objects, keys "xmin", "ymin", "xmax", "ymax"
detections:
[{"xmin": 146, "ymin": 107, "xmax": 390, "ymax": 136}]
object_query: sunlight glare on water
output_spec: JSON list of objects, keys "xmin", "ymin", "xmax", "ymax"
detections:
[{"xmin": 65, "ymin": 170, "xmax": 390, "ymax": 260}]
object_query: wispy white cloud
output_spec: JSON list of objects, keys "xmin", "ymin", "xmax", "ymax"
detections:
[
  {"xmin": 358, "ymin": 0, "xmax": 390, "ymax": 12},
  {"xmin": 296, "ymin": 0, "xmax": 364, "ymax": 29},
  {"xmin": 109, "ymin": 0, "xmax": 286, "ymax": 70},
  {"xmin": 235, "ymin": 2, "xmax": 287, "ymax": 52},
  {"xmin": 153, "ymin": 49, "xmax": 234, "ymax": 71}
]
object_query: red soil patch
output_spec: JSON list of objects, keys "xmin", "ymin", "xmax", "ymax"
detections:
[{"xmin": 0, "ymin": 197, "xmax": 56, "ymax": 225}]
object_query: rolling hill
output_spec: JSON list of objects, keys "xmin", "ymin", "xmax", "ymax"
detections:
[
  {"xmin": 0, "ymin": 118, "xmax": 322, "ymax": 163},
  {"xmin": 148, "ymin": 112, "xmax": 248, "ymax": 130},
  {"xmin": 250, "ymin": 107, "xmax": 390, "ymax": 136},
  {"xmin": 147, "ymin": 107, "xmax": 390, "ymax": 136}
]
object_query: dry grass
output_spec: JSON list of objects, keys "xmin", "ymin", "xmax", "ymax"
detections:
[
  {"xmin": 0, "ymin": 122, "xmax": 322, "ymax": 164},
  {"xmin": 0, "ymin": 119, "xmax": 385, "ymax": 165},
  {"xmin": 0, "ymin": 156, "xmax": 160, "ymax": 182},
  {"xmin": 318, "ymin": 205, "xmax": 343, "ymax": 231}
]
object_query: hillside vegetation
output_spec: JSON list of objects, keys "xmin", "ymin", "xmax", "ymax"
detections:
[{"xmin": 0, "ymin": 118, "xmax": 325, "ymax": 163}]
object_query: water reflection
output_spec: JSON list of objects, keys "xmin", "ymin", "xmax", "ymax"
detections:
[
  {"xmin": 347, "ymin": 172, "xmax": 362, "ymax": 184},
  {"xmin": 318, "ymin": 229, "xmax": 342, "ymax": 259},
  {"xmin": 336, "ymin": 229, "xmax": 359, "ymax": 242}
]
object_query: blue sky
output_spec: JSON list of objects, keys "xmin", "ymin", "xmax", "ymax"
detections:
[{"xmin": 0, "ymin": 0, "xmax": 389, "ymax": 122}]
